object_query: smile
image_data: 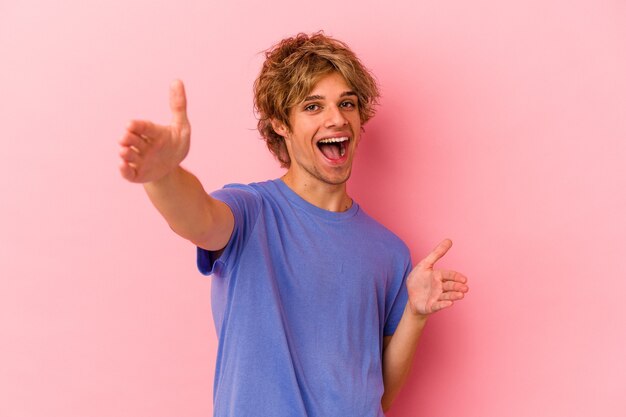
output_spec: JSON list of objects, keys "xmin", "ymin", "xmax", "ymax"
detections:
[{"xmin": 316, "ymin": 136, "xmax": 349, "ymax": 159}]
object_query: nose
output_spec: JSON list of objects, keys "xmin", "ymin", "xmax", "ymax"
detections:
[{"xmin": 324, "ymin": 104, "xmax": 348, "ymax": 128}]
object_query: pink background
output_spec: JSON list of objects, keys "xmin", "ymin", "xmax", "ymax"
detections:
[{"xmin": 1, "ymin": 0, "xmax": 625, "ymax": 416}]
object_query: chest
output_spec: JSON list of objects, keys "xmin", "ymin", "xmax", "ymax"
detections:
[{"xmin": 255, "ymin": 207, "xmax": 394, "ymax": 304}]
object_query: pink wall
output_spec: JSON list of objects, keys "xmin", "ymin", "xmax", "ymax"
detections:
[{"xmin": 1, "ymin": 1, "xmax": 625, "ymax": 416}]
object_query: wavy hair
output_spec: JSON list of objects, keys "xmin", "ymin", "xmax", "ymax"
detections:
[{"xmin": 253, "ymin": 32, "xmax": 380, "ymax": 168}]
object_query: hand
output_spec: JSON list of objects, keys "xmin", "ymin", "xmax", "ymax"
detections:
[
  {"xmin": 118, "ymin": 79, "xmax": 191, "ymax": 183},
  {"xmin": 406, "ymin": 239, "xmax": 469, "ymax": 316}
]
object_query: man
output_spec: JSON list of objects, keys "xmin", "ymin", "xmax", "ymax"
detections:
[{"xmin": 118, "ymin": 32, "xmax": 468, "ymax": 416}]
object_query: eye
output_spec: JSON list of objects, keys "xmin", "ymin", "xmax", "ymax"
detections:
[
  {"xmin": 304, "ymin": 103, "xmax": 320, "ymax": 112},
  {"xmin": 340, "ymin": 100, "xmax": 356, "ymax": 109}
]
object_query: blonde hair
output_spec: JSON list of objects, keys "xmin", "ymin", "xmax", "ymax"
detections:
[{"xmin": 253, "ymin": 32, "xmax": 380, "ymax": 168}]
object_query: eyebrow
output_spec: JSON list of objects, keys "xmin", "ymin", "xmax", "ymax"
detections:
[{"xmin": 302, "ymin": 91, "xmax": 357, "ymax": 102}]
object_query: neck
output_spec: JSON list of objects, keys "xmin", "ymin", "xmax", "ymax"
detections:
[{"xmin": 281, "ymin": 172, "xmax": 353, "ymax": 212}]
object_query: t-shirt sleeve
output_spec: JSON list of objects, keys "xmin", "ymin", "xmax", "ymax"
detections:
[
  {"xmin": 196, "ymin": 184, "xmax": 262, "ymax": 276},
  {"xmin": 383, "ymin": 247, "xmax": 412, "ymax": 336}
]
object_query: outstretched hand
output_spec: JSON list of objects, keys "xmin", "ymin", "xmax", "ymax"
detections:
[
  {"xmin": 406, "ymin": 239, "xmax": 469, "ymax": 316},
  {"xmin": 118, "ymin": 79, "xmax": 191, "ymax": 183}
]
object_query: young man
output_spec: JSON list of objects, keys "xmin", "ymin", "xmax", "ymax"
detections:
[{"xmin": 118, "ymin": 33, "xmax": 468, "ymax": 416}]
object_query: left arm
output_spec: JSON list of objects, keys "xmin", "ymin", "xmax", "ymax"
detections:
[
  {"xmin": 381, "ymin": 239, "xmax": 469, "ymax": 413},
  {"xmin": 381, "ymin": 307, "xmax": 428, "ymax": 412}
]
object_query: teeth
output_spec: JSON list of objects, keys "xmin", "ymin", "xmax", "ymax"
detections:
[{"xmin": 318, "ymin": 136, "xmax": 349, "ymax": 144}]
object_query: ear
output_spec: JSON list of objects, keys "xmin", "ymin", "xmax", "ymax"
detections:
[{"xmin": 271, "ymin": 119, "xmax": 289, "ymax": 138}]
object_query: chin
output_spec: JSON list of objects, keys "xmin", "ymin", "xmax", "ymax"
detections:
[{"xmin": 323, "ymin": 170, "xmax": 352, "ymax": 185}]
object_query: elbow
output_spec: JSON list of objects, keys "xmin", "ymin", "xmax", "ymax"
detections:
[{"xmin": 381, "ymin": 396, "xmax": 393, "ymax": 414}]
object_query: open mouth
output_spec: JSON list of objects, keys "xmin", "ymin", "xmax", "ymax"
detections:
[{"xmin": 316, "ymin": 136, "xmax": 349, "ymax": 160}]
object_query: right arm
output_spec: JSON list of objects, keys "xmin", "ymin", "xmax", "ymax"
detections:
[{"xmin": 118, "ymin": 80, "xmax": 233, "ymax": 251}]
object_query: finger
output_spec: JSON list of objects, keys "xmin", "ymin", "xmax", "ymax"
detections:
[
  {"xmin": 440, "ymin": 291, "xmax": 465, "ymax": 301},
  {"xmin": 119, "ymin": 145, "xmax": 141, "ymax": 163},
  {"xmin": 119, "ymin": 131, "xmax": 149, "ymax": 153},
  {"xmin": 441, "ymin": 270, "xmax": 468, "ymax": 283},
  {"xmin": 431, "ymin": 300, "xmax": 453, "ymax": 312},
  {"xmin": 418, "ymin": 239, "xmax": 453, "ymax": 269},
  {"xmin": 127, "ymin": 119, "xmax": 161, "ymax": 139},
  {"xmin": 169, "ymin": 79, "xmax": 188, "ymax": 127},
  {"xmin": 119, "ymin": 161, "xmax": 136, "ymax": 181},
  {"xmin": 443, "ymin": 280, "xmax": 469, "ymax": 292}
]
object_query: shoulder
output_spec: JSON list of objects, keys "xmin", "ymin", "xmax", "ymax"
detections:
[
  {"xmin": 355, "ymin": 207, "xmax": 407, "ymax": 246},
  {"xmin": 353, "ymin": 207, "xmax": 411, "ymax": 261},
  {"xmin": 214, "ymin": 179, "xmax": 281, "ymax": 199},
  {"xmin": 211, "ymin": 180, "xmax": 278, "ymax": 205},
  {"xmin": 210, "ymin": 179, "xmax": 293, "ymax": 219},
  {"xmin": 209, "ymin": 181, "xmax": 279, "ymax": 223}
]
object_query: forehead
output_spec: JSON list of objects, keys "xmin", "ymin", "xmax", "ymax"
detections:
[{"xmin": 305, "ymin": 72, "xmax": 352, "ymax": 97}]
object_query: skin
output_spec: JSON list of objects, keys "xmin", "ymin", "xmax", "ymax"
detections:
[
  {"xmin": 118, "ymin": 75, "xmax": 469, "ymax": 413},
  {"xmin": 381, "ymin": 238, "xmax": 468, "ymax": 412},
  {"xmin": 272, "ymin": 72, "xmax": 361, "ymax": 213},
  {"xmin": 118, "ymin": 80, "xmax": 233, "ymax": 251}
]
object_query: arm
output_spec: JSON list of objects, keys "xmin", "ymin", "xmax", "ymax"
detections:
[
  {"xmin": 381, "ymin": 239, "xmax": 469, "ymax": 413},
  {"xmin": 381, "ymin": 308, "xmax": 428, "ymax": 413},
  {"xmin": 118, "ymin": 80, "xmax": 233, "ymax": 250}
]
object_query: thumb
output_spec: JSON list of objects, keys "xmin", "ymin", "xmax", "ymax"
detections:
[
  {"xmin": 417, "ymin": 238, "xmax": 453, "ymax": 269},
  {"xmin": 169, "ymin": 79, "xmax": 188, "ymax": 127}
]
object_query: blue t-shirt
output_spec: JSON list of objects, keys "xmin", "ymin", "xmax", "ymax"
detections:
[{"xmin": 197, "ymin": 179, "xmax": 411, "ymax": 417}]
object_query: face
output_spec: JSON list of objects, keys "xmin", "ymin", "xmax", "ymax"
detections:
[{"xmin": 274, "ymin": 72, "xmax": 362, "ymax": 187}]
